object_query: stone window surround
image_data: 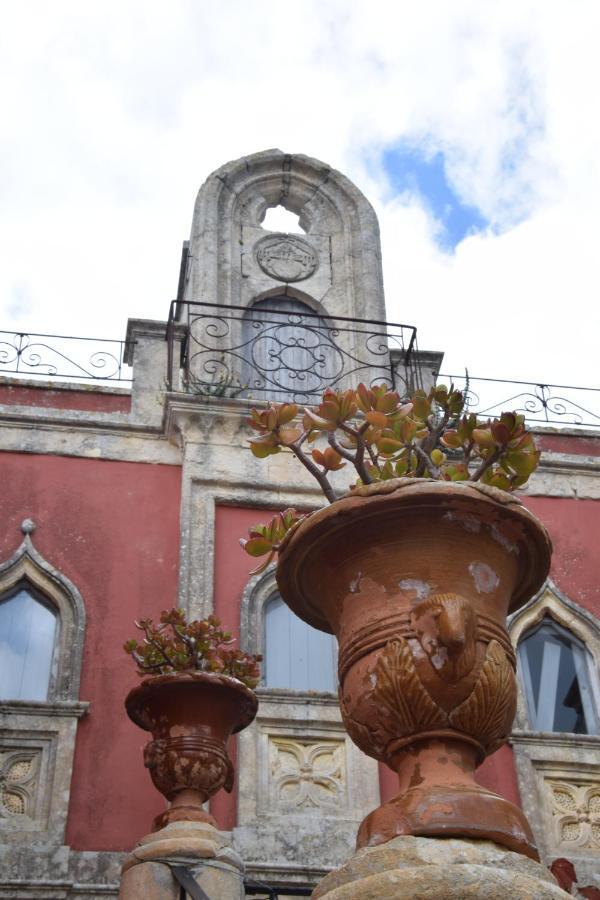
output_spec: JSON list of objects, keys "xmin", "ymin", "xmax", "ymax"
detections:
[
  {"xmin": 0, "ymin": 520, "xmax": 86, "ymax": 702},
  {"xmin": 0, "ymin": 521, "xmax": 88, "ymax": 845},
  {"xmin": 508, "ymin": 581, "xmax": 600, "ymax": 880},
  {"xmin": 509, "ymin": 580, "xmax": 600, "ymax": 734},
  {"xmin": 235, "ymin": 562, "xmax": 381, "ymax": 884},
  {"xmin": 240, "ymin": 564, "xmax": 338, "ymax": 696}
]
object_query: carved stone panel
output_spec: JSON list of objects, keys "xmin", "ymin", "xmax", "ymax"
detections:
[
  {"xmin": 269, "ymin": 737, "xmax": 346, "ymax": 813},
  {"xmin": 0, "ymin": 702, "xmax": 87, "ymax": 843},
  {"xmin": 545, "ymin": 778, "xmax": 600, "ymax": 851},
  {"xmin": 233, "ymin": 691, "xmax": 380, "ymax": 885},
  {"xmin": 255, "ymin": 235, "xmax": 318, "ymax": 283},
  {"xmin": 0, "ymin": 749, "xmax": 40, "ymax": 819},
  {"xmin": 512, "ymin": 735, "xmax": 600, "ymax": 885},
  {"xmin": 0, "ymin": 729, "xmax": 53, "ymax": 834}
]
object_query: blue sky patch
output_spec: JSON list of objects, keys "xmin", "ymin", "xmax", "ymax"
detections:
[{"xmin": 382, "ymin": 146, "xmax": 489, "ymax": 251}]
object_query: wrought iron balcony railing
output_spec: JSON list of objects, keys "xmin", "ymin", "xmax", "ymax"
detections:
[
  {"xmin": 1, "ymin": 317, "xmax": 598, "ymax": 431},
  {"xmin": 438, "ymin": 373, "xmax": 600, "ymax": 429},
  {"xmin": 167, "ymin": 300, "xmax": 421, "ymax": 401},
  {"xmin": 0, "ymin": 330, "xmax": 132, "ymax": 383}
]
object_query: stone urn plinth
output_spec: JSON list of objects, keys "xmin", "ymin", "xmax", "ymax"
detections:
[
  {"xmin": 125, "ymin": 671, "xmax": 258, "ymax": 831},
  {"xmin": 276, "ymin": 478, "xmax": 552, "ymax": 861}
]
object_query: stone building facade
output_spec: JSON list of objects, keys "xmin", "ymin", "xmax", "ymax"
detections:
[{"xmin": 0, "ymin": 150, "xmax": 599, "ymax": 897}]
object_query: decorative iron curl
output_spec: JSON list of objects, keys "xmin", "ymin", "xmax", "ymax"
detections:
[
  {"xmin": 88, "ymin": 351, "xmax": 120, "ymax": 378},
  {"xmin": 365, "ymin": 332, "xmax": 394, "ymax": 357},
  {"xmin": 189, "ymin": 315, "xmax": 231, "ymax": 344}
]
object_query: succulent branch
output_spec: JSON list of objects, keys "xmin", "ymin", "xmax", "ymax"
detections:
[
  {"xmin": 124, "ymin": 609, "xmax": 262, "ymax": 688},
  {"xmin": 241, "ymin": 382, "xmax": 541, "ymax": 570}
]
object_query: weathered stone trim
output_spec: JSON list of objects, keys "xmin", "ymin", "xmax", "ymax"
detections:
[
  {"xmin": 0, "ymin": 421, "xmax": 181, "ymax": 465},
  {"xmin": 239, "ymin": 564, "xmax": 278, "ymax": 658},
  {"xmin": 234, "ymin": 691, "xmax": 380, "ymax": 876},
  {"xmin": 509, "ymin": 581, "xmax": 600, "ymax": 732},
  {"xmin": 0, "ymin": 701, "xmax": 88, "ymax": 718},
  {"xmin": 508, "ymin": 582, "xmax": 600, "ymax": 881},
  {"xmin": 0, "ymin": 520, "xmax": 86, "ymax": 700},
  {"xmin": 0, "ymin": 375, "xmax": 131, "ymax": 397}
]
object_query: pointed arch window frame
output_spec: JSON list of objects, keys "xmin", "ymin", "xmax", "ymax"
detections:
[
  {"xmin": 0, "ymin": 520, "xmax": 88, "ymax": 841},
  {"xmin": 0, "ymin": 520, "xmax": 86, "ymax": 703},
  {"xmin": 240, "ymin": 563, "xmax": 338, "ymax": 696},
  {"xmin": 509, "ymin": 581, "xmax": 600, "ymax": 736}
]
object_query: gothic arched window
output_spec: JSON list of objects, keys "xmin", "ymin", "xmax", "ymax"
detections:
[
  {"xmin": 264, "ymin": 593, "xmax": 337, "ymax": 692},
  {"xmin": 518, "ymin": 617, "xmax": 599, "ymax": 735},
  {"xmin": 0, "ymin": 586, "xmax": 58, "ymax": 701}
]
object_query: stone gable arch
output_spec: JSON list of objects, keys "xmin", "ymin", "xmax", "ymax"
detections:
[
  {"xmin": 182, "ymin": 149, "xmax": 386, "ymax": 323},
  {"xmin": 509, "ymin": 581, "xmax": 600, "ymax": 733},
  {"xmin": 0, "ymin": 519, "xmax": 86, "ymax": 701},
  {"xmin": 507, "ymin": 581, "xmax": 600, "ymax": 879}
]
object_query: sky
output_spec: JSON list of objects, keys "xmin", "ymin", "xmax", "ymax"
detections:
[{"xmin": 0, "ymin": 0, "xmax": 599, "ymax": 389}]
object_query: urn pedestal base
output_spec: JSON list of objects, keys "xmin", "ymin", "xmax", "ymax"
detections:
[
  {"xmin": 119, "ymin": 821, "xmax": 244, "ymax": 900},
  {"xmin": 357, "ymin": 738, "xmax": 538, "ymax": 860},
  {"xmin": 312, "ymin": 836, "xmax": 570, "ymax": 899}
]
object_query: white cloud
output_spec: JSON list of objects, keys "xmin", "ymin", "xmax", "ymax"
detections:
[{"xmin": 0, "ymin": 0, "xmax": 598, "ymax": 390}]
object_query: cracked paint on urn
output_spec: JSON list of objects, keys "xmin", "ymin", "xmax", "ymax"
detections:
[
  {"xmin": 398, "ymin": 579, "xmax": 431, "ymax": 600},
  {"xmin": 468, "ymin": 561, "xmax": 500, "ymax": 594}
]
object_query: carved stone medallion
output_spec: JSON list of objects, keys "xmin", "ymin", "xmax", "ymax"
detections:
[{"xmin": 255, "ymin": 234, "xmax": 318, "ymax": 282}]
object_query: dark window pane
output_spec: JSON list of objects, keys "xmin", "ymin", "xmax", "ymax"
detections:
[{"xmin": 520, "ymin": 617, "xmax": 594, "ymax": 735}]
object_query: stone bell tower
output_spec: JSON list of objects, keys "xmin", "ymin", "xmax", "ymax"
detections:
[
  {"xmin": 170, "ymin": 149, "xmax": 423, "ymax": 403},
  {"xmin": 179, "ymin": 148, "xmax": 387, "ymax": 322}
]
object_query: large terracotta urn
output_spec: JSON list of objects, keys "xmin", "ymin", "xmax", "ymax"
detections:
[
  {"xmin": 276, "ymin": 478, "xmax": 551, "ymax": 860},
  {"xmin": 125, "ymin": 671, "xmax": 258, "ymax": 830}
]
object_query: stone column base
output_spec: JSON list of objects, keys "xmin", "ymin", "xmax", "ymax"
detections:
[
  {"xmin": 119, "ymin": 821, "xmax": 244, "ymax": 899},
  {"xmin": 312, "ymin": 836, "xmax": 570, "ymax": 899}
]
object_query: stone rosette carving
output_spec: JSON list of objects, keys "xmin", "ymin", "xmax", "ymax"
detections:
[
  {"xmin": 0, "ymin": 751, "xmax": 39, "ymax": 818},
  {"xmin": 277, "ymin": 478, "xmax": 552, "ymax": 860},
  {"xmin": 269, "ymin": 737, "xmax": 345, "ymax": 811},
  {"xmin": 255, "ymin": 234, "xmax": 318, "ymax": 282},
  {"xmin": 547, "ymin": 780, "xmax": 600, "ymax": 850}
]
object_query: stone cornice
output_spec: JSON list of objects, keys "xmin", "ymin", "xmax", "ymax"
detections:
[
  {"xmin": 0, "ymin": 700, "xmax": 90, "ymax": 718},
  {"xmin": 510, "ymin": 730, "xmax": 600, "ymax": 749}
]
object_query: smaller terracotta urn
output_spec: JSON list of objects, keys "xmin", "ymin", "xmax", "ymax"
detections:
[{"xmin": 125, "ymin": 671, "xmax": 257, "ymax": 830}]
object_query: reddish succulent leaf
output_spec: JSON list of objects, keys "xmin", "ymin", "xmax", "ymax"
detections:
[
  {"xmin": 472, "ymin": 428, "xmax": 496, "ymax": 449},
  {"xmin": 365, "ymin": 410, "xmax": 389, "ymax": 428},
  {"xmin": 241, "ymin": 536, "xmax": 274, "ymax": 557}
]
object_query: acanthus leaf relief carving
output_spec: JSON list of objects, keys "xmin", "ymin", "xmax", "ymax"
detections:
[
  {"xmin": 269, "ymin": 738, "xmax": 346, "ymax": 811},
  {"xmin": 547, "ymin": 780, "xmax": 600, "ymax": 850},
  {"xmin": 374, "ymin": 638, "xmax": 447, "ymax": 736},
  {"xmin": 342, "ymin": 633, "xmax": 517, "ymax": 759},
  {"xmin": 0, "ymin": 750, "xmax": 39, "ymax": 818},
  {"xmin": 449, "ymin": 639, "xmax": 516, "ymax": 750},
  {"xmin": 143, "ymin": 734, "xmax": 234, "ymax": 801}
]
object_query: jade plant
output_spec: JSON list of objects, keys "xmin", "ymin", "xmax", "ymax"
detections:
[
  {"xmin": 124, "ymin": 608, "xmax": 262, "ymax": 689},
  {"xmin": 240, "ymin": 383, "xmax": 540, "ymax": 573}
]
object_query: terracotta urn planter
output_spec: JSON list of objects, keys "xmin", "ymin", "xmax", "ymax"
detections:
[
  {"xmin": 125, "ymin": 671, "xmax": 258, "ymax": 831},
  {"xmin": 276, "ymin": 478, "xmax": 551, "ymax": 860}
]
